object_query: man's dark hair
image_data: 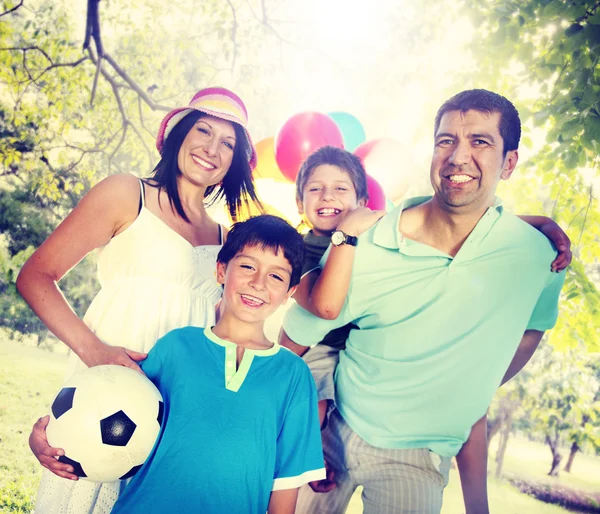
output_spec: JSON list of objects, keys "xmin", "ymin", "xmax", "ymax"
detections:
[
  {"xmin": 217, "ymin": 215, "xmax": 305, "ymax": 288},
  {"xmin": 150, "ymin": 111, "xmax": 262, "ymax": 222},
  {"xmin": 434, "ymin": 89, "xmax": 521, "ymax": 157},
  {"xmin": 295, "ymin": 146, "xmax": 368, "ymax": 202}
]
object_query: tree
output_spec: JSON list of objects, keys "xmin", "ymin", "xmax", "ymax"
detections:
[
  {"xmin": 463, "ymin": 0, "xmax": 600, "ymax": 354},
  {"xmin": 521, "ymin": 347, "xmax": 600, "ymax": 476}
]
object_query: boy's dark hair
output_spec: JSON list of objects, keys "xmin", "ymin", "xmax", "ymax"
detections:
[
  {"xmin": 434, "ymin": 89, "xmax": 521, "ymax": 157},
  {"xmin": 150, "ymin": 111, "xmax": 262, "ymax": 221},
  {"xmin": 217, "ymin": 215, "xmax": 305, "ymax": 288},
  {"xmin": 295, "ymin": 146, "xmax": 368, "ymax": 202}
]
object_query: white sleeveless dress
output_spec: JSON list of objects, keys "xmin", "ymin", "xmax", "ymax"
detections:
[{"xmin": 35, "ymin": 180, "xmax": 223, "ymax": 513}]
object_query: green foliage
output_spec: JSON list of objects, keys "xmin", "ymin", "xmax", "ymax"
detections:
[{"xmin": 464, "ymin": 0, "xmax": 600, "ymax": 353}]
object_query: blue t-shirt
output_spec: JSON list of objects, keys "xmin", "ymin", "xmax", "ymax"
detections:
[{"xmin": 112, "ymin": 326, "xmax": 325, "ymax": 513}]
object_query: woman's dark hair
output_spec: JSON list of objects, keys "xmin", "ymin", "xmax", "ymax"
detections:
[
  {"xmin": 150, "ymin": 111, "xmax": 261, "ymax": 221},
  {"xmin": 217, "ymin": 215, "xmax": 305, "ymax": 288}
]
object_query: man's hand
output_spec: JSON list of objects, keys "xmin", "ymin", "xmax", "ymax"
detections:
[
  {"xmin": 29, "ymin": 415, "xmax": 79, "ymax": 480},
  {"xmin": 308, "ymin": 459, "xmax": 336, "ymax": 493}
]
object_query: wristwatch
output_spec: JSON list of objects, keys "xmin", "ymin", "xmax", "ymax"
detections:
[{"xmin": 331, "ymin": 230, "xmax": 358, "ymax": 247}]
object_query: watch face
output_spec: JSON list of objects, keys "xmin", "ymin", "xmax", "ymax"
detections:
[{"xmin": 331, "ymin": 231, "xmax": 345, "ymax": 246}]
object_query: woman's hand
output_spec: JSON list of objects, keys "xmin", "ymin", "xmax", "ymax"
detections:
[
  {"xmin": 78, "ymin": 342, "xmax": 147, "ymax": 373},
  {"xmin": 29, "ymin": 416, "xmax": 78, "ymax": 481}
]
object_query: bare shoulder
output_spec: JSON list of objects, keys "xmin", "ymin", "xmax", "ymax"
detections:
[
  {"xmin": 77, "ymin": 173, "xmax": 142, "ymax": 235},
  {"xmin": 87, "ymin": 173, "xmax": 141, "ymax": 202}
]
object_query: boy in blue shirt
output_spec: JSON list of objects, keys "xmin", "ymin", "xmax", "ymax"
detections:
[{"xmin": 111, "ymin": 215, "xmax": 325, "ymax": 514}]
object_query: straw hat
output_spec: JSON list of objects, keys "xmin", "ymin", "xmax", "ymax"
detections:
[{"xmin": 156, "ymin": 87, "xmax": 257, "ymax": 170}]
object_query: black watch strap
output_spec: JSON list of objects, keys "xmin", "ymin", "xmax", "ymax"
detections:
[{"xmin": 345, "ymin": 234, "xmax": 358, "ymax": 246}]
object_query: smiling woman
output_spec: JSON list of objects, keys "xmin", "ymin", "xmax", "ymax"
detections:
[{"xmin": 16, "ymin": 86, "xmax": 262, "ymax": 513}]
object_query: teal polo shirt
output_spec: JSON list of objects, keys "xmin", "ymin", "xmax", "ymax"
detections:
[{"xmin": 283, "ymin": 196, "xmax": 565, "ymax": 457}]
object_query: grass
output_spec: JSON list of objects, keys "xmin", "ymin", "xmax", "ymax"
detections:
[
  {"xmin": 0, "ymin": 340, "xmax": 66, "ymax": 514},
  {"xmin": 1, "ymin": 339, "xmax": 599, "ymax": 513}
]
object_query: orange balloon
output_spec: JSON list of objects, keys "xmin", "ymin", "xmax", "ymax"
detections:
[{"xmin": 253, "ymin": 137, "xmax": 288, "ymax": 182}]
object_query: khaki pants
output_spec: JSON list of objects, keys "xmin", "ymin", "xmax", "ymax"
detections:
[{"xmin": 296, "ymin": 410, "xmax": 451, "ymax": 514}]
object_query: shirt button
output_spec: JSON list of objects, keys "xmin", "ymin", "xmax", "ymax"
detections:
[
  {"xmin": 226, "ymin": 375, "xmax": 232, "ymax": 381},
  {"xmin": 226, "ymin": 361, "xmax": 234, "ymax": 368}
]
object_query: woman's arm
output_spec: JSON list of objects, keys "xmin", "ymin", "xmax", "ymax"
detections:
[
  {"xmin": 518, "ymin": 215, "xmax": 571, "ymax": 272},
  {"xmin": 16, "ymin": 173, "xmax": 146, "ymax": 370},
  {"xmin": 304, "ymin": 207, "xmax": 385, "ymax": 320},
  {"xmin": 268, "ymin": 488, "xmax": 299, "ymax": 514},
  {"xmin": 29, "ymin": 415, "xmax": 79, "ymax": 480}
]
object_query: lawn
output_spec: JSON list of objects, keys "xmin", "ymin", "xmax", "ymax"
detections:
[{"xmin": 1, "ymin": 339, "xmax": 599, "ymax": 513}]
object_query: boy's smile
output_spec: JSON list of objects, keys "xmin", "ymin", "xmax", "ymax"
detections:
[
  {"xmin": 216, "ymin": 245, "xmax": 296, "ymax": 325},
  {"xmin": 297, "ymin": 164, "xmax": 366, "ymax": 237}
]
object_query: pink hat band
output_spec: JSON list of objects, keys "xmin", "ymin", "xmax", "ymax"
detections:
[{"xmin": 156, "ymin": 87, "xmax": 257, "ymax": 170}]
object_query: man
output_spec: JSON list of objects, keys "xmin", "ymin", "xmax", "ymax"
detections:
[{"xmin": 279, "ymin": 89, "xmax": 565, "ymax": 514}]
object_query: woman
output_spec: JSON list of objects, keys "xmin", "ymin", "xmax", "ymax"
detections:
[{"xmin": 17, "ymin": 86, "xmax": 260, "ymax": 513}]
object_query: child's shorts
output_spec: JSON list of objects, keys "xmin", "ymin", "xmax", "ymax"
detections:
[{"xmin": 302, "ymin": 343, "xmax": 340, "ymax": 404}]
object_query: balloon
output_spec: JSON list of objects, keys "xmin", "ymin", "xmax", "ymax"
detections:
[
  {"xmin": 275, "ymin": 112, "xmax": 344, "ymax": 182},
  {"xmin": 228, "ymin": 178, "xmax": 301, "ymax": 226},
  {"xmin": 253, "ymin": 137, "xmax": 287, "ymax": 182},
  {"xmin": 365, "ymin": 175, "xmax": 386, "ymax": 211},
  {"xmin": 327, "ymin": 112, "xmax": 366, "ymax": 152},
  {"xmin": 354, "ymin": 139, "xmax": 410, "ymax": 202}
]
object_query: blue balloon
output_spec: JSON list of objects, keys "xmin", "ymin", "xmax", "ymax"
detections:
[{"xmin": 327, "ymin": 112, "xmax": 366, "ymax": 152}]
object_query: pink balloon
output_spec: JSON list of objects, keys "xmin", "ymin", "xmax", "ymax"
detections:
[
  {"xmin": 354, "ymin": 139, "xmax": 409, "ymax": 202},
  {"xmin": 275, "ymin": 112, "xmax": 344, "ymax": 182},
  {"xmin": 366, "ymin": 175, "xmax": 386, "ymax": 211}
]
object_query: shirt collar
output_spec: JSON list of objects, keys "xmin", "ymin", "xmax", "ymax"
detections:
[{"xmin": 372, "ymin": 195, "xmax": 505, "ymax": 252}]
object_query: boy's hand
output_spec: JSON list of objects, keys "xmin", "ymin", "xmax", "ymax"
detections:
[
  {"xmin": 308, "ymin": 459, "xmax": 336, "ymax": 493},
  {"xmin": 337, "ymin": 207, "xmax": 386, "ymax": 237},
  {"xmin": 539, "ymin": 221, "xmax": 572, "ymax": 272},
  {"xmin": 29, "ymin": 415, "xmax": 79, "ymax": 481}
]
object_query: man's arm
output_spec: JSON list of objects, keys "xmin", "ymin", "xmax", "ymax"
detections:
[
  {"xmin": 268, "ymin": 489, "xmax": 298, "ymax": 514},
  {"xmin": 455, "ymin": 414, "xmax": 489, "ymax": 514},
  {"xmin": 278, "ymin": 328, "xmax": 309, "ymax": 357},
  {"xmin": 501, "ymin": 330, "xmax": 545, "ymax": 385},
  {"xmin": 517, "ymin": 215, "xmax": 571, "ymax": 272}
]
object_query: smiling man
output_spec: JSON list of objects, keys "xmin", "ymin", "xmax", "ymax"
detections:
[{"xmin": 282, "ymin": 89, "xmax": 566, "ymax": 514}]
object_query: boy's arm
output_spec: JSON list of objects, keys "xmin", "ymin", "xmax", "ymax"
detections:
[
  {"xmin": 518, "ymin": 215, "xmax": 571, "ymax": 272},
  {"xmin": 455, "ymin": 414, "xmax": 489, "ymax": 514},
  {"xmin": 306, "ymin": 207, "xmax": 385, "ymax": 320},
  {"xmin": 268, "ymin": 489, "xmax": 299, "ymax": 514}
]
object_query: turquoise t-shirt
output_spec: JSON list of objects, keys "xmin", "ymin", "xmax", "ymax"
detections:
[
  {"xmin": 112, "ymin": 327, "xmax": 325, "ymax": 513},
  {"xmin": 284, "ymin": 197, "xmax": 565, "ymax": 457}
]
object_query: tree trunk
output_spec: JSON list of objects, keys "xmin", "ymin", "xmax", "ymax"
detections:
[
  {"xmin": 545, "ymin": 434, "xmax": 562, "ymax": 476},
  {"xmin": 487, "ymin": 415, "xmax": 503, "ymax": 448},
  {"xmin": 495, "ymin": 411, "xmax": 513, "ymax": 478},
  {"xmin": 564, "ymin": 442, "xmax": 579, "ymax": 473}
]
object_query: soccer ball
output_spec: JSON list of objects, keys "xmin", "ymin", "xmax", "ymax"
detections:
[{"xmin": 46, "ymin": 365, "xmax": 164, "ymax": 482}]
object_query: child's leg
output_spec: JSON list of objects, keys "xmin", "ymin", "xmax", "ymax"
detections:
[
  {"xmin": 302, "ymin": 343, "xmax": 341, "ymax": 427},
  {"xmin": 295, "ymin": 410, "xmax": 358, "ymax": 514}
]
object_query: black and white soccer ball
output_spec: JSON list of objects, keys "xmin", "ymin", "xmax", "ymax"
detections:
[{"xmin": 46, "ymin": 365, "xmax": 164, "ymax": 482}]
